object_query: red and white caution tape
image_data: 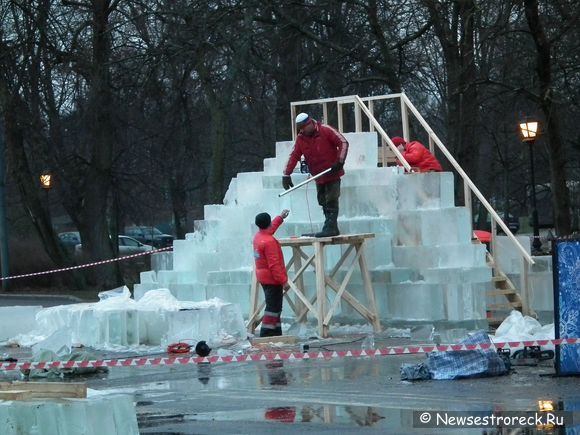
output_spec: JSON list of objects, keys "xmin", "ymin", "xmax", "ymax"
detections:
[
  {"xmin": 1, "ymin": 338, "xmax": 577, "ymax": 371},
  {"xmin": 0, "ymin": 246, "xmax": 173, "ymax": 281}
]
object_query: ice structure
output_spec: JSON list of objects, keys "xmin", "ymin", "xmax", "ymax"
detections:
[
  {"xmin": 135, "ymin": 132, "xmax": 491, "ymax": 328},
  {"xmin": 11, "ymin": 288, "xmax": 246, "ymax": 350},
  {"xmin": 0, "ymin": 394, "xmax": 138, "ymax": 435},
  {"xmin": 490, "ymin": 235, "xmax": 554, "ymax": 322},
  {"xmin": 0, "ymin": 306, "xmax": 41, "ymax": 342}
]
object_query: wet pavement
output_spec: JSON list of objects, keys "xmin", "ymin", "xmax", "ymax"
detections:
[{"xmin": 62, "ymin": 337, "xmax": 580, "ymax": 434}]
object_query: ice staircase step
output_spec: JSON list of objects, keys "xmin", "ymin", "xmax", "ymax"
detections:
[
  {"xmin": 396, "ymin": 207, "xmax": 472, "ymax": 246},
  {"xmin": 393, "ymin": 244, "xmax": 487, "ymax": 268}
]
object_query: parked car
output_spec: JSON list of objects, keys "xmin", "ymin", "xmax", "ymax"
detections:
[
  {"xmin": 75, "ymin": 235, "xmax": 153, "ymax": 258},
  {"xmin": 58, "ymin": 231, "xmax": 81, "ymax": 255},
  {"xmin": 124, "ymin": 226, "xmax": 174, "ymax": 248}
]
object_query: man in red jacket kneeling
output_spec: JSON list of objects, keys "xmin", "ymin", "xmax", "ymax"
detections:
[
  {"xmin": 392, "ymin": 136, "xmax": 443, "ymax": 172},
  {"xmin": 253, "ymin": 209, "xmax": 290, "ymax": 337}
]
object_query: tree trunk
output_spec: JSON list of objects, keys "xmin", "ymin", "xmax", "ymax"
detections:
[
  {"xmin": 423, "ymin": 0, "xmax": 479, "ymax": 204},
  {"xmin": 524, "ymin": 0, "xmax": 571, "ymax": 235},
  {"xmin": 78, "ymin": 0, "xmax": 120, "ymax": 287},
  {"xmin": 170, "ymin": 174, "xmax": 188, "ymax": 239}
]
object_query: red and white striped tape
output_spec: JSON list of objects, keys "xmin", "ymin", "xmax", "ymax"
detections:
[
  {"xmin": 0, "ymin": 246, "xmax": 173, "ymax": 281},
  {"xmin": 1, "ymin": 338, "xmax": 577, "ymax": 371}
]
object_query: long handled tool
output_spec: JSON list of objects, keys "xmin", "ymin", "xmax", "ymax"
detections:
[{"xmin": 278, "ymin": 168, "xmax": 332, "ymax": 197}]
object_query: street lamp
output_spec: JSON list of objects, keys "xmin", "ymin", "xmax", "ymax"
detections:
[
  {"xmin": 518, "ymin": 120, "xmax": 542, "ymax": 254},
  {"xmin": 40, "ymin": 170, "xmax": 53, "ymax": 226},
  {"xmin": 40, "ymin": 171, "xmax": 53, "ymax": 189}
]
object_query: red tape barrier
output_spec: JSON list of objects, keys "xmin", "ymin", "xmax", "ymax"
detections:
[
  {"xmin": 0, "ymin": 246, "xmax": 173, "ymax": 281},
  {"xmin": 1, "ymin": 338, "xmax": 577, "ymax": 371}
]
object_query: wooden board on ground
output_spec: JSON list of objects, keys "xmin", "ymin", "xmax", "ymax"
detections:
[
  {"xmin": 0, "ymin": 390, "xmax": 33, "ymax": 401},
  {"xmin": 0, "ymin": 382, "xmax": 87, "ymax": 399},
  {"xmin": 251, "ymin": 335, "xmax": 298, "ymax": 345}
]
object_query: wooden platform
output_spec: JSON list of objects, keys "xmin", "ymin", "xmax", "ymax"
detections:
[
  {"xmin": 248, "ymin": 233, "xmax": 381, "ymax": 338},
  {"xmin": 250, "ymin": 335, "xmax": 298, "ymax": 345},
  {"xmin": 0, "ymin": 382, "xmax": 87, "ymax": 401}
]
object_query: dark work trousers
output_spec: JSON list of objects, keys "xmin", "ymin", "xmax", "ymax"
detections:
[
  {"xmin": 260, "ymin": 284, "xmax": 283, "ymax": 337},
  {"xmin": 316, "ymin": 180, "xmax": 341, "ymax": 210}
]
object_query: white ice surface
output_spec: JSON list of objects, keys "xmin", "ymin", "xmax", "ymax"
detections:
[{"xmin": 10, "ymin": 288, "xmax": 247, "ymax": 351}]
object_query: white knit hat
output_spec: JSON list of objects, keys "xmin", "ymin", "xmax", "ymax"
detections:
[{"xmin": 295, "ymin": 113, "xmax": 310, "ymax": 126}]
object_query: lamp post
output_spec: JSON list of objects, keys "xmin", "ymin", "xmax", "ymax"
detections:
[
  {"xmin": 0, "ymin": 123, "xmax": 9, "ymax": 290},
  {"xmin": 518, "ymin": 120, "xmax": 542, "ymax": 254}
]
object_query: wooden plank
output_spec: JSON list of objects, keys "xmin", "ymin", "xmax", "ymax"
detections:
[
  {"xmin": 487, "ymin": 289, "xmax": 518, "ymax": 297},
  {"xmin": 329, "ymin": 233, "xmax": 375, "ymax": 244},
  {"xmin": 247, "ymin": 270, "xmax": 260, "ymax": 333},
  {"xmin": 287, "ymin": 280, "xmax": 318, "ymax": 319},
  {"xmin": 324, "ymin": 246, "xmax": 363, "ymax": 325},
  {"xmin": 325, "ymin": 276, "xmax": 374, "ymax": 320},
  {"xmin": 278, "ymin": 233, "xmax": 375, "ymax": 247},
  {"xmin": 0, "ymin": 390, "xmax": 32, "ymax": 401},
  {"xmin": 0, "ymin": 382, "xmax": 87, "ymax": 399},
  {"xmin": 314, "ymin": 241, "xmax": 327, "ymax": 337},
  {"xmin": 292, "ymin": 246, "xmax": 307, "ymax": 320},
  {"xmin": 251, "ymin": 335, "xmax": 298, "ymax": 345},
  {"xmin": 357, "ymin": 243, "xmax": 381, "ymax": 332},
  {"xmin": 487, "ymin": 302, "xmax": 522, "ymax": 310},
  {"xmin": 279, "ymin": 237, "xmax": 333, "ymax": 246}
]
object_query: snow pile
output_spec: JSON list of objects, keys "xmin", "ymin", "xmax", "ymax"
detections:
[{"xmin": 491, "ymin": 310, "xmax": 554, "ymax": 349}]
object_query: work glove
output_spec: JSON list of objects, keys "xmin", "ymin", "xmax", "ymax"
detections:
[
  {"xmin": 330, "ymin": 161, "xmax": 344, "ymax": 174},
  {"xmin": 282, "ymin": 175, "xmax": 294, "ymax": 190}
]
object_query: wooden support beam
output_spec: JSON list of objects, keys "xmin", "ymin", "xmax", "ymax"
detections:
[
  {"xmin": 251, "ymin": 335, "xmax": 298, "ymax": 345},
  {"xmin": 0, "ymin": 390, "xmax": 32, "ymax": 401},
  {"xmin": 0, "ymin": 382, "xmax": 87, "ymax": 399}
]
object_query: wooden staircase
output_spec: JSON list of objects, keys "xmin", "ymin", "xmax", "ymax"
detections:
[{"xmin": 472, "ymin": 238, "xmax": 537, "ymax": 328}]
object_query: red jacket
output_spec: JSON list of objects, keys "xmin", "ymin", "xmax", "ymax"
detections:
[
  {"xmin": 397, "ymin": 140, "xmax": 443, "ymax": 172},
  {"xmin": 253, "ymin": 215, "xmax": 287, "ymax": 285},
  {"xmin": 283, "ymin": 121, "xmax": 349, "ymax": 185}
]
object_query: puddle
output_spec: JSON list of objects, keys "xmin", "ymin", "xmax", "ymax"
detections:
[
  {"xmin": 140, "ymin": 404, "xmax": 388, "ymax": 427},
  {"xmin": 138, "ymin": 400, "xmax": 580, "ymax": 432}
]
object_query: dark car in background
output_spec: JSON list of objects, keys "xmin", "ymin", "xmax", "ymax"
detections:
[
  {"xmin": 75, "ymin": 235, "xmax": 153, "ymax": 259},
  {"xmin": 124, "ymin": 226, "xmax": 174, "ymax": 248},
  {"xmin": 58, "ymin": 231, "xmax": 81, "ymax": 255}
]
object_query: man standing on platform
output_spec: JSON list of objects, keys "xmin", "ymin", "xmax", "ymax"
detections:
[
  {"xmin": 282, "ymin": 113, "xmax": 349, "ymax": 237},
  {"xmin": 253, "ymin": 209, "xmax": 290, "ymax": 337}
]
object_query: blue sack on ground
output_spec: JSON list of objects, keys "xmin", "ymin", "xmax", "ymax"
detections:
[{"xmin": 426, "ymin": 330, "xmax": 509, "ymax": 380}]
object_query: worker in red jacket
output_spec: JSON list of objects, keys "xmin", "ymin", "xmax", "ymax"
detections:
[
  {"xmin": 253, "ymin": 209, "xmax": 290, "ymax": 337},
  {"xmin": 282, "ymin": 113, "xmax": 349, "ymax": 237},
  {"xmin": 392, "ymin": 136, "xmax": 443, "ymax": 172}
]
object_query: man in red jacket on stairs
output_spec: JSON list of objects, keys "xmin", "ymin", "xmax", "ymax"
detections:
[
  {"xmin": 253, "ymin": 209, "xmax": 290, "ymax": 337},
  {"xmin": 392, "ymin": 136, "xmax": 442, "ymax": 172}
]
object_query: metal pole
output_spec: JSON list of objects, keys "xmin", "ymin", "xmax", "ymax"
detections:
[
  {"xmin": 279, "ymin": 168, "xmax": 332, "ymax": 197},
  {"xmin": 528, "ymin": 141, "xmax": 541, "ymax": 253},
  {"xmin": 0, "ymin": 122, "xmax": 9, "ymax": 290}
]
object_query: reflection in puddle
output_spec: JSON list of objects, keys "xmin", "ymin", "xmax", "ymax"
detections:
[{"xmin": 185, "ymin": 404, "xmax": 385, "ymax": 426}]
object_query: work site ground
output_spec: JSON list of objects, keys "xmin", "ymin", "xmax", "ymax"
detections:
[{"xmin": 2, "ymin": 334, "xmax": 571, "ymax": 434}]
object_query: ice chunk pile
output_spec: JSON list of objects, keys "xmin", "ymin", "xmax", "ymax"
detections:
[
  {"xmin": 11, "ymin": 288, "xmax": 246, "ymax": 350},
  {"xmin": 0, "ymin": 306, "xmax": 42, "ymax": 343}
]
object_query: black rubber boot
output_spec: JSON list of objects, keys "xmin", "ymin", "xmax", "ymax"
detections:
[{"xmin": 315, "ymin": 208, "xmax": 339, "ymax": 237}]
